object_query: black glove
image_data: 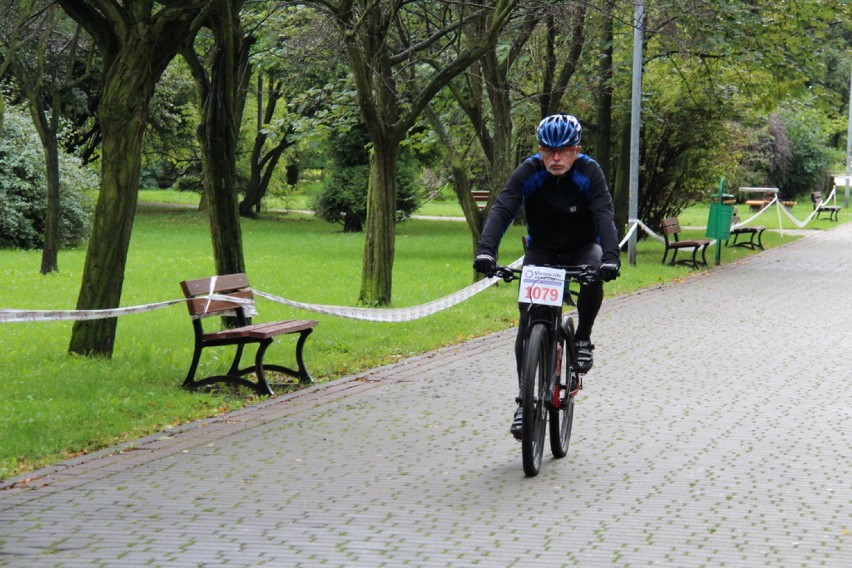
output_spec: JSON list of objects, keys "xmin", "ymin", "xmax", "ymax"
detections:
[
  {"xmin": 599, "ymin": 262, "xmax": 620, "ymax": 282},
  {"xmin": 473, "ymin": 254, "xmax": 496, "ymax": 275}
]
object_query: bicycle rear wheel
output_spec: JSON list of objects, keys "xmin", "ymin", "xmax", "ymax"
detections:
[
  {"xmin": 521, "ymin": 323, "xmax": 549, "ymax": 477},
  {"xmin": 550, "ymin": 317, "xmax": 575, "ymax": 458}
]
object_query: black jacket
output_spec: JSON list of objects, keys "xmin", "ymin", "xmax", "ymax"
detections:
[{"xmin": 476, "ymin": 153, "xmax": 620, "ymax": 265}]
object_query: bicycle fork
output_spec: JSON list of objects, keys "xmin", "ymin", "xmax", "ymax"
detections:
[{"xmin": 552, "ymin": 318, "xmax": 582, "ymax": 410}]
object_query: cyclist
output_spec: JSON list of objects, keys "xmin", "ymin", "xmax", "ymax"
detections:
[{"xmin": 473, "ymin": 114, "xmax": 621, "ymax": 438}]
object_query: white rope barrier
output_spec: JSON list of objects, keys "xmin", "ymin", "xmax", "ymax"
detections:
[
  {"xmin": 0, "ymin": 299, "xmax": 188, "ymax": 323},
  {"xmin": 735, "ymin": 198, "xmax": 777, "ymax": 228},
  {"xmin": 255, "ymin": 256, "xmax": 524, "ymax": 322},
  {"xmin": 735, "ymin": 188, "xmax": 838, "ymax": 230},
  {"xmin": 777, "ymin": 201, "xmax": 820, "ymax": 228},
  {"xmin": 0, "ymin": 295, "xmax": 255, "ymax": 324},
  {"xmin": 637, "ymin": 219, "xmax": 664, "ymax": 242},
  {"xmin": 0, "ymin": 259, "xmax": 524, "ymax": 325},
  {"xmin": 618, "ymin": 220, "xmax": 639, "ymax": 248},
  {"xmin": 257, "ymin": 278, "xmax": 490, "ymax": 323}
]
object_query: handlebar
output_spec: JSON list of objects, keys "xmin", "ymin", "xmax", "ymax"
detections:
[{"xmin": 489, "ymin": 264, "xmax": 600, "ymax": 285}]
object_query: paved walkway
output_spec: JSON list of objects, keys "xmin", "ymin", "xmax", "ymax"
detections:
[{"xmin": 2, "ymin": 225, "xmax": 851, "ymax": 567}]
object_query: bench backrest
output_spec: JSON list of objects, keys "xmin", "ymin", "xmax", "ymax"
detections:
[
  {"xmin": 812, "ymin": 191, "xmax": 823, "ymax": 205},
  {"xmin": 180, "ymin": 273, "xmax": 254, "ymax": 319},
  {"xmin": 660, "ymin": 217, "xmax": 681, "ymax": 236},
  {"xmin": 659, "ymin": 217, "xmax": 683, "ymax": 245}
]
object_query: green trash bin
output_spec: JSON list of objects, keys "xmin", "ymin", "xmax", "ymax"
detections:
[
  {"xmin": 706, "ymin": 202, "xmax": 734, "ymax": 241},
  {"xmin": 706, "ymin": 202, "xmax": 734, "ymax": 266}
]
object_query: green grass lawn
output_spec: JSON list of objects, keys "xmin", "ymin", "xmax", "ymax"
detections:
[{"xmin": 1, "ymin": 193, "xmax": 842, "ymax": 481}]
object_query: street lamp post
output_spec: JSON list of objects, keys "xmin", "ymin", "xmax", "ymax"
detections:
[{"xmin": 627, "ymin": 0, "xmax": 644, "ymax": 265}]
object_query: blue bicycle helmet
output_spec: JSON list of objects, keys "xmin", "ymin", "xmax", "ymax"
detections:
[{"xmin": 536, "ymin": 114, "xmax": 582, "ymax": 148}]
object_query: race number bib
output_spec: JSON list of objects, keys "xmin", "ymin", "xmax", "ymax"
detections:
[{"xmin": 518, "ymin": 265, "xmax": 565, "ymax": 306}]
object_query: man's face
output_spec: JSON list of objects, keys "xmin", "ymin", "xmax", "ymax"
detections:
[{"xmin": 539, "ymin": 146, "xmax": 580, "ymax": 176}]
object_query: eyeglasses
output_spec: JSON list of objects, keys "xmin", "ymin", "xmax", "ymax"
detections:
[{"xmin": 540, "ymin": 146, "xmax": 579, "ymax": 157}]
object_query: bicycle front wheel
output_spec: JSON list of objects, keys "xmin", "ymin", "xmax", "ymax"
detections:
[{"xmin": 521, "ymin": 323, "xmax": 549, "ymax": 477}]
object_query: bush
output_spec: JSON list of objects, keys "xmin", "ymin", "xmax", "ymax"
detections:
[
  {"xmin": 313, "ymin": 163, "xmax": 370, "ymax": 232},
  {"xmin": 312, "ymin": 123, "xmax": 423, "ymax": 232},
  {"xmin": 724, "ymin": 101, "xmax": 835, "ymax": 201},
  {"xmin": 774, "ymin": 102, "xmax": 834, "ymax": 198},
  {"xmin": 0, "ymin": 104, "xmax": 95, "ymax": 249}
]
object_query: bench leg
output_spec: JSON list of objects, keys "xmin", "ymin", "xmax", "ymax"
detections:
[
  {"xmin": 699, "ymin": 244, "xmax": 708, "ymax": 267},
  {"xmin": 182, "ymin": 343, "xmax": 204, "ymax": 390},
  {"xmin": 251, "ymin": 339, "xmax": 276, "ymax": 396},
  {"xmin": 254, "ymin": 329, "xmax": 315, "ymax": 386},
  {"xmin": 227, "ymin": 343, "xmax": 246, "ymax": 376},
  {"xmin": 183, "ymin": 340, "xmax": 274, "ymax": 396},
  {"xmin": 668, "ymin": 248, "xmax": 678, "ymax": 266},
  {"xmin": 294, "ymin": 328, "xmax": 314, "ymax": 383}
]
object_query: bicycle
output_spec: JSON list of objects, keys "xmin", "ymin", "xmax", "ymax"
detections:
[{"xmin": 490, "ymin": 264, "xmax": 599, "ymax": 477}]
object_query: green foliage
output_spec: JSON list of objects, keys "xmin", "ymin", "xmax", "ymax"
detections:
[
  {"xmin": 608, "ymin": 0, "xmax": 849, "ymax": 223},
  {"xmin": 141, "ymin": 56, "xmax": 202, "ymax": 189},
  {"xmin": 774, "ymin": 102, "xmax": 835, "ymax": 197},
  {"xmin": 636, "ymin": 60, "xmax": 734, "ymax": 224},
  {"xmin": 725, "ymin": 99, "xmax": 836, "ymax": 199},
  {"xmin": 0, "ymin": 103, "xmax": 96, "ymax": 249}
]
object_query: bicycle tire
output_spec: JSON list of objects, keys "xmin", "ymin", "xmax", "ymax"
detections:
[
  {"xmin": 550, "ymin": 316, "xmax": 576, "ymax": 458},
  {"xmin": 521, "ymin": 323, "xmax": 549, "ymax": 477}
]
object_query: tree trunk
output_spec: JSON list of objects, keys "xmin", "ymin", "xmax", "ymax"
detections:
[
  {"xmin": 240, "ymin": 75, "xmax": 293, "ymax": 216},
  {"xmin": 59, "ymin": 0, "xmax": 211, "ymax": 357},
  {"xmin": 594, "ymin": 0, "xmax": 614, "ymax": 181},
  {"xmin": 483, "ymin": 56, "xmax": 514, "ymax": 207},
  {"xmin": 198, "ymin": 0, "xmax": 247, "ymax": 276},
  {"xmin": 68, "ymin": 83, "xmax": 148, "ymax": 356},
  {"xmin": 358, "ymin": 141, "xmax": 399, "ymax": 306},
  {"xmin": 30, "ymin": 89, "xmax": 61, "ymax": 274},
  {"xmin": 613, "ymin": 119, "xmax": 631, "ymax": 240}
]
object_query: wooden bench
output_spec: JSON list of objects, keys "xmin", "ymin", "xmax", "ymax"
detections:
[
  {"xmin": 180, "ymin": 273, "xmax": 318, "ymax": 396},
  {"xmin": 660, "ymin": 217, "xmax": 712, "ymax": 269},
  {"xmin": 812, "ymin": 191, "xmax": 840, "ymax": 221},
  {"xmin": 727, "ymin": 212, "xmax": 766, "ymax": 250},
  {"xmin": 472, "ymin": 191, "xmax": 491, "ymax": 211}
]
